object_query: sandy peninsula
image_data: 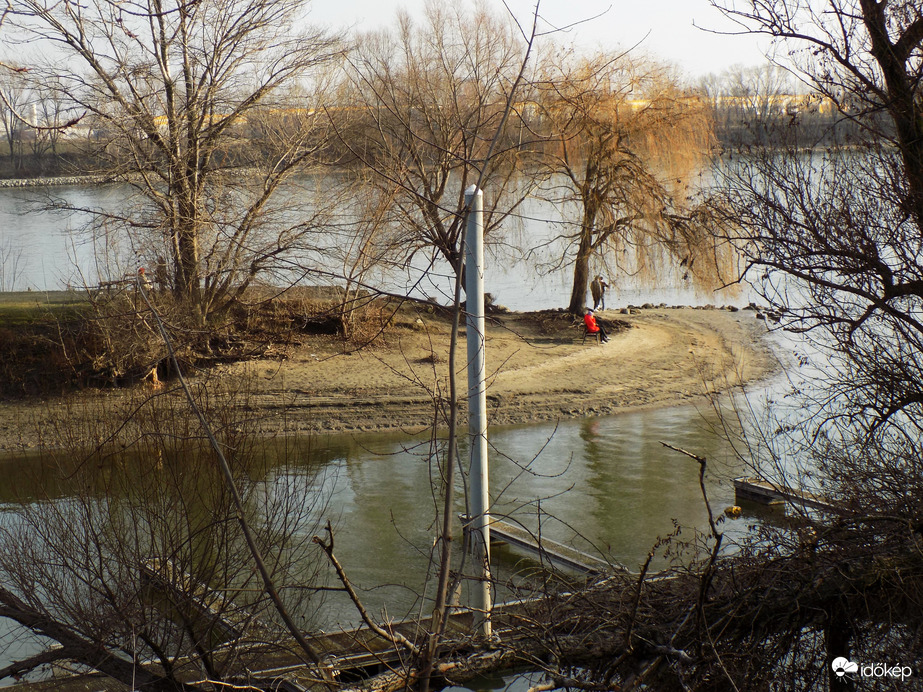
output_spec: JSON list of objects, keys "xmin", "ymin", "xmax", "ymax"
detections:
[{"xmin": 0, "ymin": 305, "xmax": 777, "ymax": 452}]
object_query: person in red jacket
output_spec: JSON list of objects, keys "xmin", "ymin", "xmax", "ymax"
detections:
[{"xmin": 583, "ymin": 308, "xmax": 610, "ymax": 343}]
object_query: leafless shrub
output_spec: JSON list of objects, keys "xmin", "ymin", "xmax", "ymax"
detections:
[{"xmin": 0, "ymin": 379, "xmax": 333, "ymax": 686}]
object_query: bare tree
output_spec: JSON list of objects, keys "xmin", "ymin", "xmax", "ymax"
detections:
[
  {"xmin": 691, "ymin": 0, "xmax": 923, "ymax": 687},
  {"xmin": 713, "ymin": 0, "xmax": 923, "ymax": 435},
  {"xmin": 27, "ymin": 76, "xmax": 71, "ymax": 166},
  {"xmin": 4, "ymin": 0, "xmax": 343, "ymax": 324},
  {"xmin": 340, "ymin": 1, "xmax": 535, "ymax": 289},
  {"xmin": 327, "ymin": 181, "xmax": 398, "ymax": 337},
  {"xmin": 699, "ymin": 62, "xmax": 800, "ymax": 146},
  {"xmin": 0, "ymin": 384, "xmax": 332, "ymax": 688},
  {"xmin": 530, "ymin": 51, "xmax": 717, "ymax": 314},
  {"xmin": 0, "ymin": 65, "xmax": 29, "ymax": 170}
]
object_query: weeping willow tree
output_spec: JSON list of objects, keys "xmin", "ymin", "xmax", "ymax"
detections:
[{"xmin": 532, "ymin": 51, "xmax": 718, "ymax": 314}]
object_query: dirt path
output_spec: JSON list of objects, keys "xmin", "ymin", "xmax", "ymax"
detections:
[{"xmin": 484, "ymin": 308, "xmax": 770, "ymax": 424}]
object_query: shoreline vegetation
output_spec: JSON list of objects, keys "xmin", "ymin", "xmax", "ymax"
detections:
[
  {"xmin": 0, "ymin": 140, "xmax": 876, "ymax": 189},
  {"xmin": 0, "ymin": 301, "xmax": 777, "ymax": 453}
]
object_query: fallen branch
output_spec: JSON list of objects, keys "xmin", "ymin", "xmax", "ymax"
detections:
[
  {"xmin": 313, "ymin": 521, "xmax": 422, "ymax": 658},
  {"xmin": 337, "ymin": 647, "xmax": 518, "ymax": 692},
  {"xmin": 0, "ymin": 646, "xmax": 70, "ymax": 681}
]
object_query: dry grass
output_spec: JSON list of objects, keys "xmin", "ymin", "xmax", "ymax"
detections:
[{"xmin": 0, "ymin": 287, "xmax": 431, "ymax": 396}]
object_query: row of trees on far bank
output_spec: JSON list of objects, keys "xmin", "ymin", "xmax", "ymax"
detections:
[{"xmin": 1, "ymin": 0, "xmax": 744, "ymax": 324}]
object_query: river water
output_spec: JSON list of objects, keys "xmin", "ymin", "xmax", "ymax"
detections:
[
  {"xmin": 0, "ymin": 400, "xmax": 769, "ymax": 678},
  {"xmin": 0, "ymin": 183, "xmax": 742, "ymax": 310},
  {"xmin": 308, "ymin": 404, "xmax": 754, "ymax": 628},
  {"xmin": 0, "ymin": 182, "xmax": 768, "ymax": 682}
]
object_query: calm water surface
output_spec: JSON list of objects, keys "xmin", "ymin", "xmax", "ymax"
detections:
[
  {"xmin": 0, "ymin": 184, "xmax": 741, "ymax": 310},
  {"xmin": 0, "ymin": 402, "xmax": 762, "ymax": 677},
  {"xmin": 308, "ymin": 404, "xmax": 751, "ymax": 628}
]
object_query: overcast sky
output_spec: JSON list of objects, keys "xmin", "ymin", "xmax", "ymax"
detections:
[{"xmin": 308, "ymin": 0, "xmax": 772, "ymax": 79}]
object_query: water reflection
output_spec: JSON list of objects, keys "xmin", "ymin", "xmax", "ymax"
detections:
[
  {"xmin": 444, "ymin": 670, "xmax": 545, "ymax": 692},
  {"xmin": 267, "ymin": 404, "xmax": 750, "ymax": 629},
  {"xmin": 0, "ymin": 403, "xmax": 754, "ymax": 675},
  {"xmin": 485, "ymin": 407, "xmax": 744, "ymax": 564}
]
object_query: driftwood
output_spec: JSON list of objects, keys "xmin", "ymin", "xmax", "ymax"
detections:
[{"xmin": 337, "ymin": 648, "xmax": 519, "ymax": 692}]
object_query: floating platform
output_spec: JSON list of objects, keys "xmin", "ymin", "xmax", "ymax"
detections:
[
  {"xmin": 486, "ymin": 517, "xmax": 613, "ymax": 575},
  {"xmin": 733, "ymin": 476, "xmax": 837, "ymax": 512}
]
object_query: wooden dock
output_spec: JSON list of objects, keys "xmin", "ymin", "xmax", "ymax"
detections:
[
  {"xmin": 25, "ymin": 548, "xmax": 624, "ymax": 692},
  {"xmin": 24, "ymin": 601, "xmax": 543, "ymax": 692},
  {"xmin": 486, "ymin": 517, "xmax": 613, "ymax": 575},
  {"xmin": 733, "ymin": 476, "xmax": 837, "ymax": 512},
  {"xmin": 28, "ymin": 523, "xmax": 623, "ymax": 692},
  {"xmin": 139, "ymin": 557, "xmax": 258, "ymax": 642},
  {"xmin": 140, "ymin": 551, "xmax": 554, "ymax": 681},
  {"xmin": 249, "ymin": 603, "xmax": 529, "ymax": 685}
]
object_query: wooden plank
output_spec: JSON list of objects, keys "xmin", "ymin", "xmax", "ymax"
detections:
[
  {"xmin": 487, "ymin": 518, "xmax": 611, "ymax": 575},
  {"xmin": 247, "ymin": 600, "xmax": 534, "ymax": 684},
  {"xmin": 14, "ymin": 597, "xmax": 581, "ymax": 692},
  {"xmin": 139, "ymin": 558, "xmax": 255, "ymax": 640}
]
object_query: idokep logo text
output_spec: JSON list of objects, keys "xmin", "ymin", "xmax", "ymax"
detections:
[{"xmin": 831, "ymin": 657, "xmax": 913, "ymax": 682}]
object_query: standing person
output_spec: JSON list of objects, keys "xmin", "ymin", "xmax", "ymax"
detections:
[
  {"xmin": 590, "ymin": 275, "xmax": 609, "ymax": 311},
  {"xmin": 583, "ymin": 308, "xmax": 610, "ymax": 343}
]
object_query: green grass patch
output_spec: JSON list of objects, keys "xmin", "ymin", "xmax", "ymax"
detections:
[{"xmin": 0, "ymin": 291, "xmax": 89, "ymax": 327}]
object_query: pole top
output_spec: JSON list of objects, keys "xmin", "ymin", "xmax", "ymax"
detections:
[{"xmin": 464, "ymin": 185, "xmax": 482, "ymax": 198}]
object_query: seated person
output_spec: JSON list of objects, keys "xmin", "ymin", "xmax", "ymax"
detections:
[{"xmin": 583, "ymin": 308, "xmax": 610, "ymax": 343}]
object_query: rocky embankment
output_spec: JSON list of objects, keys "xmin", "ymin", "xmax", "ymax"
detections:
[{"xmin": 0, "ymin": 175, "xmax": 114, "ymax": 188}]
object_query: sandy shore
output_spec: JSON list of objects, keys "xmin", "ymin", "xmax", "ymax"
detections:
[{"xmin": 0, "ymin": 306, "xmax": 778, "ymax": 451}]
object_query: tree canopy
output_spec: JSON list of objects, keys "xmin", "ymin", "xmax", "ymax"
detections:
[
  {"xmin": 340, "ymin": 2, "xmax": 533, "ymax": 289},
  {"xmin": 530, "ymin": 51, "xmax": 717, "ymax": 313},
  {"xmin": 6, "ymin": 0, "xmax": 342, "ymax": 323}
]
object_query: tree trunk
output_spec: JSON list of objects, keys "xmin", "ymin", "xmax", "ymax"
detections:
[
  {"xmin": 825, "ymin": 607, "xmax": 854, "ymax": 691},
  {"xmin": 173, "ymin": 231, "xmax": 204, "ymax": 324},
  {"xmin": 859, "ymin": 0, "xmax": 923, "ymax": 229},
  {"xmin": 567, "ymin": 225, "xmax": 595, "ymax": 314},
  {"xmin": 172, "ymin": 185, "xmax": 205, "ymax": 324}
]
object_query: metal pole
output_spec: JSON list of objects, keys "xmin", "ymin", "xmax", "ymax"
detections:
[{"xmin": 464, "ymin": 185, "xmax": 491, "ymax": 637}]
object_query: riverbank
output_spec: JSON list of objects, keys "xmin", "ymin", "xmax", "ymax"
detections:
[
  {"xmin": 0, "ymin": 174, "xmax": 115, "ymax": 188},
  {"xmin": 0, "ymin": 306, "xmax": 777, "ymax": 451}
]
